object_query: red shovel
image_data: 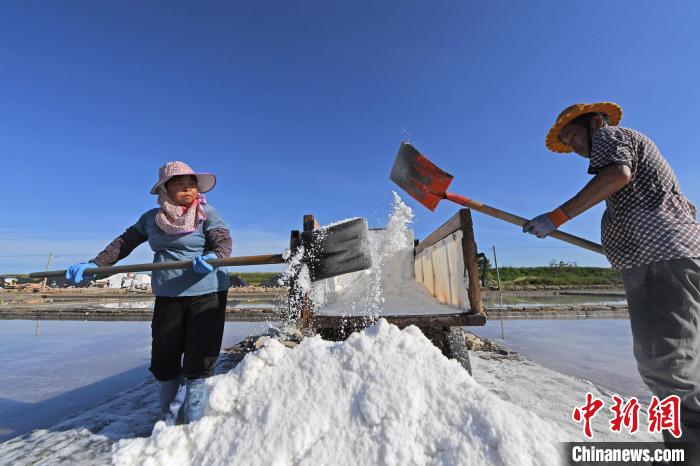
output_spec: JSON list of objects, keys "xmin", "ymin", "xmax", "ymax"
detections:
[{"xmin": 390, "ymin": 142, "xmax": 603, "ymax": 255}]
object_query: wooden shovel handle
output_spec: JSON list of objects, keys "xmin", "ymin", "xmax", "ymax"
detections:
[
  {"xmin": 445, "ymin": 192, "xmax": 604, "ymax": 255},
  {"xmin": 29, "ymin": 254, "xmax": 286, "ymax": 279}
]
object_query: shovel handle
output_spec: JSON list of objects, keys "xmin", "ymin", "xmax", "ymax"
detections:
[
  {"xmin": 29, "ymin": 254, "xmax": 286, "ymax": 279},
  {"xmin": 445, "ymin": 192, "xmax": 604, "ymax": 255}
]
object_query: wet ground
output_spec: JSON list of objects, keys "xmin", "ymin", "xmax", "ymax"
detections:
[
  {"xmin": 468, "ymin": 318, "xmax": 649, "ymax": 400},
  {"xmin": 481, "ymin": 290, "xmax": 626, "ymax": 308},
  {"xmin": 0, "ymin": 291, "xmax": 287, "ymax": 321},
  {"xmin": 0, "ymin": 320, "xmax": 275, "ymax": 442}
]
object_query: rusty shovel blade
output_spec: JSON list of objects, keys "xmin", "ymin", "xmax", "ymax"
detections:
[{"xmin": 389, "ymin": 142, "xmax": 454, "ymax": 211}]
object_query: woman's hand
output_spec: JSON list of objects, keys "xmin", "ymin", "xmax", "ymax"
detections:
[
  {"xmin": 192, "ymin": 253, "xmax": 218, "ymax": 274},
  {"xmin": 66, "ymin": 262, "xmax": 98, "ymax": 284}
]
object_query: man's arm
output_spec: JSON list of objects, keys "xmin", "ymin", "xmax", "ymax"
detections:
[
  {"xmin": 523, "ymin": 164, "xmax": 632, "ymax": 238},
  {"xmin": 561, "ymin": 164, "xmax": 632, "ymax": 217}
]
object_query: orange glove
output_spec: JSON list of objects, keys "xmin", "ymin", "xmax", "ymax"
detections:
[{"xmin": 523, "ymin": 207, "xmax": 571, "ymax": 238}]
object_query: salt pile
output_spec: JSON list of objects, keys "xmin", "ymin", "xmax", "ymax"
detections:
[
  {"xmin": 112, "ymin": 319, "xmax": 562, "ymax": 466},
  {"xmin": 317, "ymin": 192, "xmax": 457, "ymax": 316},
  {"xmin": 96, "ymin": 273, "xmax": 151, "ymax": 289}
]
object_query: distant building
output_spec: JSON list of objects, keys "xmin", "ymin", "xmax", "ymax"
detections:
[
  {"xmin": 95, "ymin": 273, "xmax": 151, "ymax": 290},
  {"xmin": 1, "ymin": 278, "xmax": 18, "ymax": 289}
]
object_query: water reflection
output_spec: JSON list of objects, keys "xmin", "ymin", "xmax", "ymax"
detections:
[
  {"xmin": 470, "ymin": 319, "xmax": 649, "ymax": 400},
  {"xmin": 482, "ymin": 293, "xmax": 626, "ymax": 308}
]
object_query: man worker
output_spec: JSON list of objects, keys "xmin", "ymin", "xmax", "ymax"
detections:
[{"xmin": 523, "ymin": 102, "xmax": 700, "ymax": 451}]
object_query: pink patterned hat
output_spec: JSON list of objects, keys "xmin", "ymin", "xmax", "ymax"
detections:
[{"xmin": 149, "ymin": 161, "xmax": 217, "ymax": 195}]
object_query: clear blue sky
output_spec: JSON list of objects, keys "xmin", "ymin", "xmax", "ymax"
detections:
[{"xmin": 2, "ymin": 1, "xmax": 699, "ymax": 274}]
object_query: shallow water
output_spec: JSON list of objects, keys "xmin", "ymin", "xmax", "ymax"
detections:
[
  {"xmin": 481, "ymin": 294, "xmax": 626, "ymax": 308},
  {"xmin": 469, "ymin": 319, "xmax": 651, "ymax": 400},
  {"xmin": 0, "ymin": 320, "xmax": 273, "ymax": 442},
  {"xmin": 0, "ymin": 295, "xmax": 283, "ymax": 311}
]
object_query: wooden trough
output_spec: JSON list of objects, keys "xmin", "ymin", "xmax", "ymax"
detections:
[{"xmin": 290, "ymin": 209, "xmax": 486, "ymax": 373}]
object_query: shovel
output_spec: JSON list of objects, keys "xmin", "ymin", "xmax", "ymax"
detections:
[
  {"xmin": 30, "ymin": 218, "xmax": 373, "ymax": 282},
  {"xmin": 390, "ymin": 142, "xmax": 603, "ymax": 255}
]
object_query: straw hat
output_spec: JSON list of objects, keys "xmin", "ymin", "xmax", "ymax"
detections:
[
  {"xmin": 150, "ymin": 161, "xmax": 217, "ymax": 194},
  {"xmin": 545, "ymin": 102, "xmax": 623, "ymax": 153}
]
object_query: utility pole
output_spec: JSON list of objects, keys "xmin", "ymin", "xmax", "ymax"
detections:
[
  {"xmin": 491, "ymin": 245, "xmax": 505, "ymax": 339},
  {"xmin": 492, "ymin": 245, "xmax": 501, "ymax": 291},
  {"xmin": 41, "ymin": 253, "xmax": 52, "ymax": 292}
]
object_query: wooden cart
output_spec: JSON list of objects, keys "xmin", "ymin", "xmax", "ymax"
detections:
[{"xmin": 291, "ymin": 209, "xmax": 486, "ymax": 374}]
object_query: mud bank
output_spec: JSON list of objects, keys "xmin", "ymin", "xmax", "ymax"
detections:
[{"xmin": 485, "ymin": 304, "xmax": 629, "ymax": 320}]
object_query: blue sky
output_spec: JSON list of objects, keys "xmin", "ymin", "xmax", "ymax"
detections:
[{"xmin": 2, "ymin": 1, "xmax": 699, "ymax": 274}]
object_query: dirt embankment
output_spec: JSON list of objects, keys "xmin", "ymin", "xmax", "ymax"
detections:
[
  {"xmin": 482, "ymin": 284, "xmax": 624, "ymax": 292},
  {"xmin": 0, "ymin": 287, "xmax": 288, "ymax": 322}
]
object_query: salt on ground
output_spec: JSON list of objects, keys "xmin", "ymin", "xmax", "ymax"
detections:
[
  {"xmin": 112, "ymin": 319, "xmax": 562, "ymax": 466},
  {"xmin": 96, "ymin": 273, "xmax": 151, "ymax": 289}
]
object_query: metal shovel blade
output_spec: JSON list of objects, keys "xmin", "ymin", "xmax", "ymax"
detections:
[
  {"xmin": 301, "ymin": 218, "xmax": 372, "ymax": 282},
  {"xmin": 389, "ymin": 142, "xmax": 454, "ymax": 211}
]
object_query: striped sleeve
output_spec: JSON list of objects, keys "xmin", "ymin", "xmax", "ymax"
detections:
[
  {"xmin": 91, "ymin": 226, "xmax": 148, "ymax": 267},
  {"xmin": 205, "ymin": 228, "xmax": 233, "ymax": 258}
]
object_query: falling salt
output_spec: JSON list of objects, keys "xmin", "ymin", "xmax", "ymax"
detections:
[{"xmin": 317, "ymin": 192, "xmax": 456, "ymax": 317}]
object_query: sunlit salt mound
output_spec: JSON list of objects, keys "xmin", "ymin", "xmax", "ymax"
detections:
[{"xmin": 112, "ymin": 320, "xmax": 562, "ymax": 466}]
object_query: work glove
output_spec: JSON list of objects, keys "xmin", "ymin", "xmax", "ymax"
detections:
[
  {"xmin": 66, "ymin": 262, "xmax": 98, "ymax": 284},
  {"xmin": 192, "ymin": 253, "xmax": 218, "ymax": 274},
  {"xmin": 523, "ymin": 207, "xmax": 570, "ymax": 238}
]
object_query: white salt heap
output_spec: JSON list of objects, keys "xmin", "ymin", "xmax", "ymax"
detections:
[{"xmin": 112, "ymin": 319, "xmax": 562, "ymax": 466}]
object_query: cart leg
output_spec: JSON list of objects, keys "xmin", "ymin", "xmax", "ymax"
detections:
[{"xmin": 445, "ymin": 327, "xmax": 472, "ymax": 376}]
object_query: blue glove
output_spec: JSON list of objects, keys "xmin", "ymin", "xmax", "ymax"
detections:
[
  {"xmin": 192, "ymin": 253, "xmax": 218, "ymax": 274},
  {"xmin": 523, "ymin": 213, "xmax": 557, "ymax": 238},
  {"xmin": 66, "ymin": 262, "xmax": 98, "ymax": 284}
]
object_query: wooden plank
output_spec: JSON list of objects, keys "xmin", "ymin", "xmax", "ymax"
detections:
[
  {"xmin": 459, "ymin": 209, "xmax": 484, "ymax": 314},
  {"xmin": 414, "ymin": 212, "xmax": 462, "ymax": 256},
  {"xmin": 303, "ymin": 214, "xmax": 320, "ymax": 232},
  {"xmin": 421, "ymin": 253, "xmax": 435, "ymax": 295},
  {"xmin": 313, "ymin": 312, "xmax": 486, "ymax": 330},
  {"xmin": 300, "ymin": 215, "xmax": 318, "ymax": 331},
  {"xmin": 445, "ymin": 235, "xmax": 464, "ymax": 308},
  {"xmin": 430, "ymin": 242, "xmax": 451, "ymax": 304}
]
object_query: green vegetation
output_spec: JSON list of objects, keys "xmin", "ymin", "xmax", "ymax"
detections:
[
  {"xmin": 228, "ymin": 272, "xmax": 282, "ymax": 287},
  {"xmin": 484, "ymin": 266, "xmax": 622, "ymax": 287}
]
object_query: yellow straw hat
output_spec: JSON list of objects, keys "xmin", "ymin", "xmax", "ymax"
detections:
[{"xmin": 545, "ymin": 102, "xmax": 623, "ymax": 153}]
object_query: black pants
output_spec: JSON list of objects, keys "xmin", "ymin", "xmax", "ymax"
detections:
[{"xmin": 150, "ymin": 291, "xmax": 227, "ymax": 381}]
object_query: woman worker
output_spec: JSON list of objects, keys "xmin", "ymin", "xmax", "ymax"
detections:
[{"xmin": 65, "ymin": 161, "xmax": 232, "ymax": 424}]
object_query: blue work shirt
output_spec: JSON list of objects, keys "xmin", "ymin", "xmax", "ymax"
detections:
[{"xmin": 132, "ymin": 204, "xmax": 231, "ymax": 297}]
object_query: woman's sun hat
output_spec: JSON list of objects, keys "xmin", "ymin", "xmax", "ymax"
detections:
[
  {"xmin": 545, "ymin": 102, "xmax": 623, "ymax": 153},
  {"xmin": 150, "ymin": 161, "xmax": 217, "ymax": 195}
]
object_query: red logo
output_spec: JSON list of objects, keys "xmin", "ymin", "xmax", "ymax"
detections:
[
  {"xmin": 610, "ymin": 395, "xmax": 640, "ymax": 434},
  {"xmin": 648, "ymin": 395, "xmax": 681, "ymax": 438},
  {"xmin": 571, "ymin": 393, "xmax": 682, "ymax": 439},
  {"xmin": 572, "ymin": 392, "xmax": 605, "ymax": 438}
]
